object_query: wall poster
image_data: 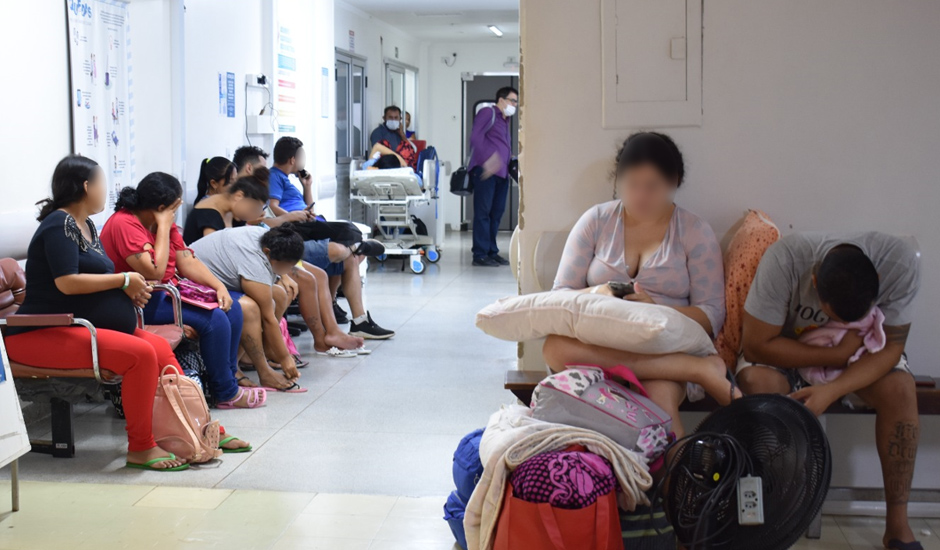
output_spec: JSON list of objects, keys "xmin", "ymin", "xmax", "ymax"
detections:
[{"xmin": 66, "ymin": 0, "xmax": 134, "ymax": 227}]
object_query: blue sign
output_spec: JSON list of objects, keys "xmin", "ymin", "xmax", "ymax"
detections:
[{"xmin": 226, "ymin": 72, "xmax": 235, "ymax": 118}]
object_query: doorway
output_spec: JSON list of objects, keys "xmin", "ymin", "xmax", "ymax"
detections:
[
  {"xmin": 336, "ymin": 50, "xmax": 366, "ymax": 218},
  {"xmin": 461, "ymin": 74, "xmax": 519, "ymax": 232}
]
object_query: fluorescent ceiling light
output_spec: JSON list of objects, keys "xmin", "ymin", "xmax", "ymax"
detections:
[{"xmin": 488, "ymin": 25, "xmax": 504, "ymax": 37}]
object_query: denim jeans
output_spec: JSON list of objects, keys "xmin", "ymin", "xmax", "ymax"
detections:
[
  {"xmin": 143, "ymin": 289, "xmax": 243, "ymax": 402},
  {"xmin": 471, "ymin": 166, "xmax": 509, "ymax": 260}
]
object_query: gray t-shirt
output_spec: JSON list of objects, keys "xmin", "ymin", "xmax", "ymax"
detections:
[
  {"xmin": 745, "ymin": 232, "xmax": 920, "ymax": 339},
  {"xmin": 190, "ymin": 226, "xmax": 276, "ymax": 292}
]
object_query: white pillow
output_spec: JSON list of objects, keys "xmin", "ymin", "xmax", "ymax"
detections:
[{"xmin": 476, "ymin": 290, "xmax": 717, "ymax": 357}]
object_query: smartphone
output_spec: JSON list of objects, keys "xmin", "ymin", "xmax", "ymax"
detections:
[
  {"xmin": 608, "ymin": 281, "xmax": 635, "ymax": 298},
  {"xmin": 298, "ymin": 169, "xmax": 310, "ymax": 179},
  {"xmin": 305, "ymin": 202, "xmax": 316, "ymax": 212}
]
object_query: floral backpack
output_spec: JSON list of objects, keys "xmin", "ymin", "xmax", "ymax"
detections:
[{"xmin": 531, "ymin": 366, "xmax": 673, "ymax": 467}]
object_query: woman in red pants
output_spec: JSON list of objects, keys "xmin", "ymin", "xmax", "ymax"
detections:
[{"xmin": 5, "ymin": 155, "xmax": 190, "ymax": 471}]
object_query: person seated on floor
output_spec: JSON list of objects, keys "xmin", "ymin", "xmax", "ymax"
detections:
[
  {"xmin": 542, "ymin": 132, "xmax": 738, "ymax": 438},
  {"xmin": 194, "ymin": 156, "xmax": 237, "ymax": 204},
  {"xmin": 369, "ymin": 106, "xmax": 417, "ymax": 169},
  {"xmin": 738, "ymin": 234, "xmax": 921, "ymax": 550},
  {"xmin": 6, "ymin": 155, "xmax": 191, "ymax": 470},
  {"xmin": 189, "ymin": 225, "xmax": 308, "ymax": 393},
  {"xmin": 100, "ymin": 173, "xmax": 266, "ymax": 413}
]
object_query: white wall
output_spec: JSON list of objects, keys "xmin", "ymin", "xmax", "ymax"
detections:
[
  {"xmin": 519, "ymin": 0, "xmax": 940, "ymax": 490},
  {"xmin": 335, "ymin": 2, "xmax": 421, "ymax": 140},
  {"xmin": 0, "ymin": 0, "xmax": 72, "ymax": 258},
  {"xmin": 182, "ymin": 0, "xmax": 270, "ymax": 205},
  {"xmin": 0, "ymin": 0, "xmax": 173, "ymax": 259},
  {"xmin": 421, "ymin": 41, "xmax": 520, "ymax": 229}
]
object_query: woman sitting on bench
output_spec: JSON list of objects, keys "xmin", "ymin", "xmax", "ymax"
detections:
[
  {"xmin": 100, "ymin": 173, "xmax": 267, "ymax": 413},
  {"xmin": 4, "ymin": 155, "xmax": 188, "ymax": 471},
  {"xmin": 543, "ymin": 132, "xmax": 740, "ymax": 437}
]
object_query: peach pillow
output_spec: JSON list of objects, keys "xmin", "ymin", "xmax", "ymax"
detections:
[{"xmin": 715, "ymin": 210, "xmax": 780, "ymax": 368}]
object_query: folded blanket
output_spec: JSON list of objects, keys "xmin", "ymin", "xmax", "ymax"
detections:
[
  {"xmin": 798, "ymin": 307, "xmax": 885, "ymax": 385},
  {"xmin": 465, "ymin": 404, "xmax": 652, "ymax": 550}
]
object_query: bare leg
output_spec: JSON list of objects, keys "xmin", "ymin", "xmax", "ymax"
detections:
[
  {"xmin": 327, "ymin": 242, "xmax": 353, "ymax": 263},
  {"xmin": 301, "ymin": 261, "xmax": 363, "ymax": 350},
  {"xmin": 238, "ymin": 294, "xmax": 292, "ymax": 390},
  {"xmin": 735, "ymin": 364, "xmax": 792, "ymax": 395},
  {"xmin": 290, "ymin": 266, "xmax": 328, "ymax": 348},
  {"xmin": 342, "ymin": 255, "xmax": 366, "ymax": 319},
  {"xmin": 855, "ymin": 370, "xmax": 919, "ymax": 547},
  {"xmin": 272, "ymin": 283, "xmax": 289, "ymax": 320},
  {"xmin": 644, "ymin": 380, "xmax": 687, "ymax": 438},
  {"xmin": 542, "ymin": 335, "xmax": 740, "ymax": 405},
  {"xmin": 329, "ymin": 274, "xmax": 341, "ymax": 300}
]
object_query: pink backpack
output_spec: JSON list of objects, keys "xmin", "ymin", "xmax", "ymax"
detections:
[{"xmin": 152, "ymin": 366, "xmax": 222, "ymax": 463}]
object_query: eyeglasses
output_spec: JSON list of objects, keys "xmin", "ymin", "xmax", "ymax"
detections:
[{"xmin": 507, "ymin": 98, "xmax": 519, "ymax": 105}]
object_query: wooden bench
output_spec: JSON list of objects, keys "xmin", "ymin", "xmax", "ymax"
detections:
[
  {"xmin": 505, "ymin": 369, "xmax": 940, "ymax": 539},
  {"xmin": 506, "ymin": 369, "xmax": 940, "ymax": 414}
]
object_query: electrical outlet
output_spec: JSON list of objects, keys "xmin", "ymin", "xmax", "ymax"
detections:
[{"xmin": 737, "ymin": 475, "xmax": 764, "ymax": 526}]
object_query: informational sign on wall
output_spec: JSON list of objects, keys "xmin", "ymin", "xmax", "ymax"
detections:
[
  {"xmin": 66, "ymin": 0, "xmax": 134, "ymax": 228},
  {"xmin": 276, "ymin": 24, "xmax": 298, "ymax": 133}
]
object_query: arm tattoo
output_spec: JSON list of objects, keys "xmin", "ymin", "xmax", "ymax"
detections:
[
  {"xmin": 884, "ymin": 324, "xmax": 910, "ymax": 346},
  {"xmin": 179, "ymin": 250, "xmax": 192, "ymax": 258},
  {"xmin": 133, "ymin": 253, "xmax": 142, "ymax": 260}
]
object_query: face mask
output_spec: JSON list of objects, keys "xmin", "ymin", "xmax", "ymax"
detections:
[
  {"xmin": 385, "ymin": 120, "xmax": 400, "ymax": 131},
  {"xmin": 502, "ymin": 104, "xmax": 516, "ymax": 117}
]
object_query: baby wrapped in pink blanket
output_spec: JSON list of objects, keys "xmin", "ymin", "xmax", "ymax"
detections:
[{"xmin": 798, "ymin": 307, "xmax": 886, "ymax": 385}]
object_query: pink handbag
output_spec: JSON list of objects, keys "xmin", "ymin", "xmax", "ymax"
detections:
[
  {"xmin": 152, "ymin": 366, "xmax": 222, "ymax": 463},
  {"xmin": 176, "ymin": 278, "xmax": 219, "ymax": 310}
]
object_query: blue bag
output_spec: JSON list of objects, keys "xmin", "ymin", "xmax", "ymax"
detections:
[
  {"xmin": 443, "ymin": 490, "xmax": 468, "ymax": 550},
  {"xmin": 453, "ymin": 428, "xmax": 485, "ymax": 502}
]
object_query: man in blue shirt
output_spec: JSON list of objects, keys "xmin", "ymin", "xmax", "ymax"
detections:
[
  {"xmin": 369, "ymin": 106, "xmax": 406, "ymax": 150},
  {"xmin": 269, "ymin": 136, "xmax": 313, "ymax": 216}
]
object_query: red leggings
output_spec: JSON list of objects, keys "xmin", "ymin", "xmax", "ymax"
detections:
[{"xmin": 5, "ymin": 327, "xmax": 181, "ymax": 452}]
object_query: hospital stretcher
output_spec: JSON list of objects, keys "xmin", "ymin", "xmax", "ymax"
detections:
[{"xmin": 349, "ymin": 159, "xmax": 443, "ymax": 274}]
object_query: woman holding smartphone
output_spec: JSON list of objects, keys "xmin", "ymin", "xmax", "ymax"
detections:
[{"xmin": 545, "ymin": 132, "xmax": 738, "ymax": 437}]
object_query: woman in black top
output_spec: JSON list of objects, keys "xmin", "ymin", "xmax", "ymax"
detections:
[
  {"xmin": 4, "ymin": 155, "xmax": 189, "ymax": 471},
  {"xmin": 182, "ymin": 169, "xmax": 268, "ymax": 245}
]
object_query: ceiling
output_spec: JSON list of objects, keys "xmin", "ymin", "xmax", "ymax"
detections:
[{"xmin": 340, "ymin": 0, "xmax": 520, "ymax": 42}]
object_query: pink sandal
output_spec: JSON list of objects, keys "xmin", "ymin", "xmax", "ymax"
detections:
[{"xmin": 216, "ymin": 387, "xmax": 267, "ymax": 409}]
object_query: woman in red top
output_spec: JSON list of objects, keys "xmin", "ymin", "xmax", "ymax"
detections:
[{"xmin": 100, "ymin": 173, "xmax": 266, "ymax": 417}]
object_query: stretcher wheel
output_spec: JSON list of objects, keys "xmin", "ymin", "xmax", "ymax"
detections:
[
  {"xmin": 410, "ymin": 257, "xmax": 425, "ymax": 274},
  {"xmin": 376, "ymin": 254, "xmax": 387, "ymax": 262},
  {"xmin": 425, "ymin": 247, "xmax": 440, "ymax": 263}
]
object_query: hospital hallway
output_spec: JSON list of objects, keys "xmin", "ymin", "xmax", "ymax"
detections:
[{"xmin": 3, "ymin": 231, "xmax": 940, "ymax": 549}]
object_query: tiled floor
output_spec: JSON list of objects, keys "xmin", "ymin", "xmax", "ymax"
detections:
[
  {"xmin": 1, "ymin": 481, "xmax": 939, "ymax": 549},
  {"xmin": 2, "ymin": 231, "xmax": 939, "ymax": 549}
]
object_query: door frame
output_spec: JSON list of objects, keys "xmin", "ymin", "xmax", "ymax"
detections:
[
  {"xmin": 460, "ymin": 72, "xmax": 519, "ymax": 228},
  {"xmin": 335, "ymin": 49, "xmax": 368, "ymax": 165}
]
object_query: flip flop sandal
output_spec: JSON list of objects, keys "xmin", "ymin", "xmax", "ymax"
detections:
[
  {"xmin": 219, "ymin": 436, "xmax": 252, "ymax": 454},
  {"xmin": 886, "ymin": 540, "xmax": 924, "ymax": 550},
  {"xmin": 216, "ymin": 387, "xmax": 268, "ymax": 409},
  {"xmin": 126, "ymin": 453, "xmax": 190, "ymax": 472},
  {"xmin": 354, "ymin": 346, "xmax": 372, "ymax": 355},
  {"xmin": 236, "ymin": 375, "xmax": 258, "ymax": 388},
  {"xmin": 316, "ymin": 347, "xmax": 358, "ymax": 358},
  {"xmin": 238, "ymin": 362, "xmax": 256, "ymax": 372},
  {"xmin": 261, "ymin": 382, "xmax": 308, "ymax": 393},
  {"xmin": 292, "ymin": 354, "xmax": 309, "ymax": 368}
]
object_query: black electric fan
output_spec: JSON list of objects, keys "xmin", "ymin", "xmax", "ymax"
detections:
[{"xmin": 659, "ymin": 394, "xmax": 832, "ymax": 550}]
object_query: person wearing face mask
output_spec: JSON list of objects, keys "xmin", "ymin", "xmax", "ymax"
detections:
[
  {"xmin": 370, "ymin": 106, "xmax": 406, "ymax": 150},
  {"xmin": 543, "ymin": 132, "xmax": 738, "ymax": 438},
  {"xmin": 468, "ymin": 86, "xmax": 517, "ymax": 267}
]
